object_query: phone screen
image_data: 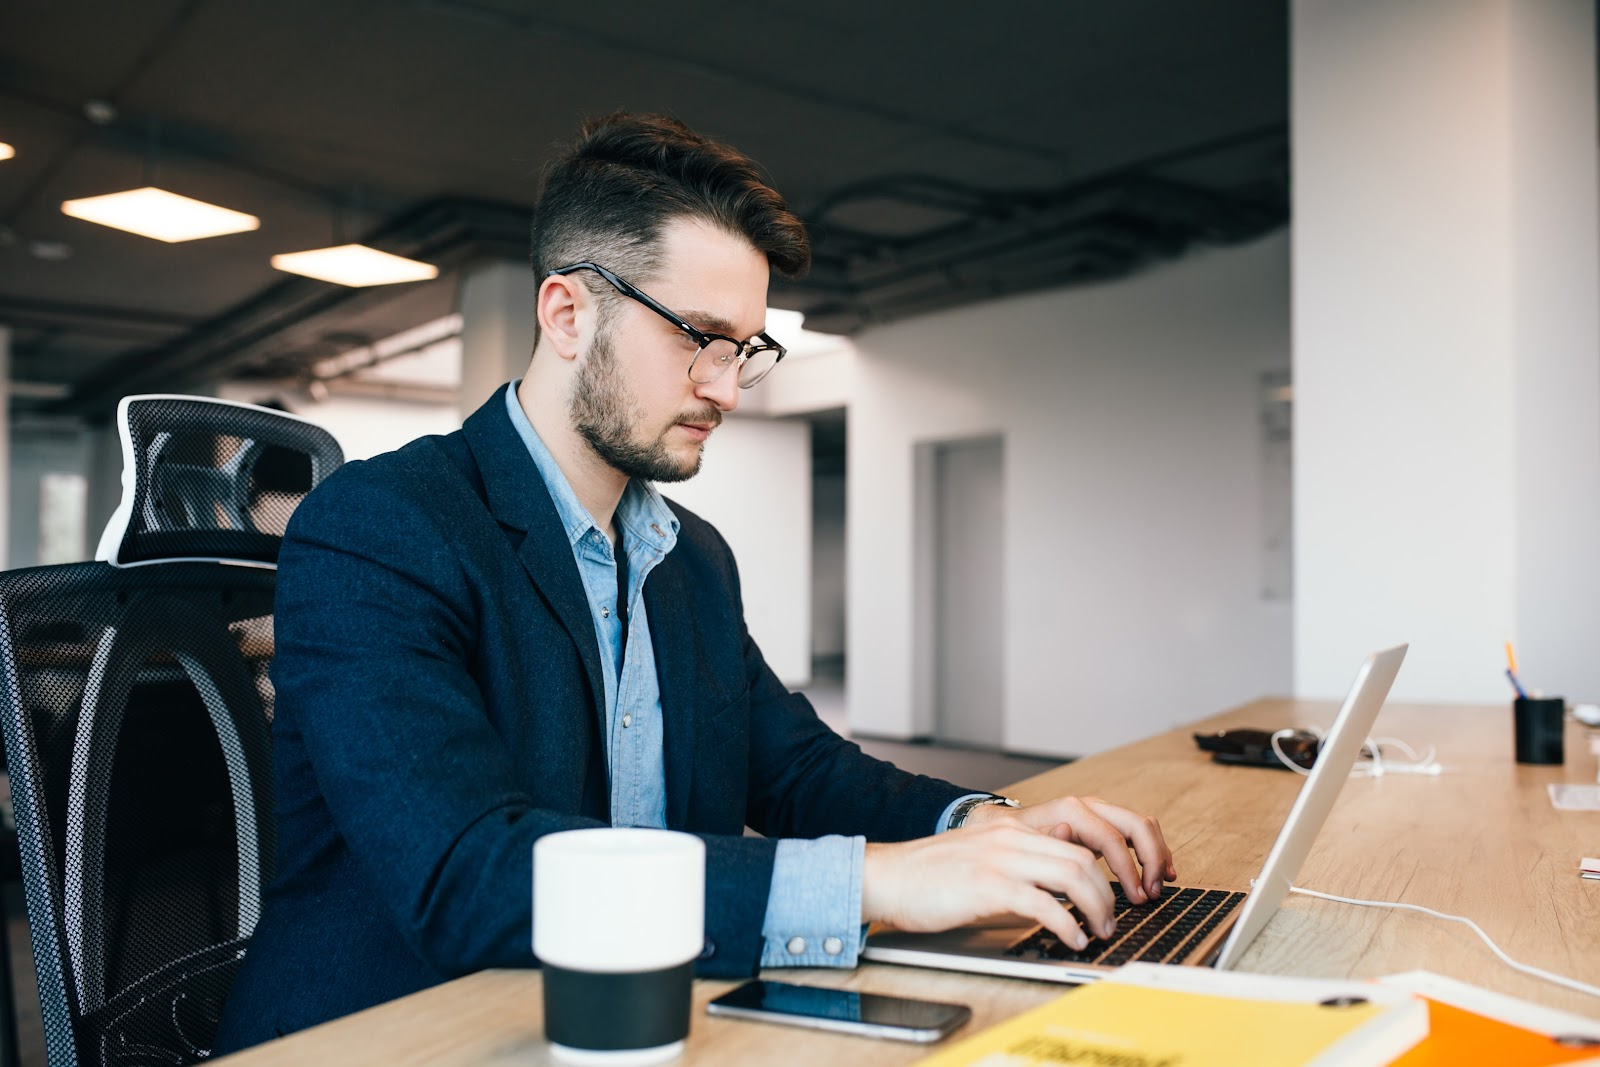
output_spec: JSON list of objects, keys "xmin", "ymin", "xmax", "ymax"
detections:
[{"xmin": 707, "ymin": 980, "xmax": 971, "ymax": 1042}]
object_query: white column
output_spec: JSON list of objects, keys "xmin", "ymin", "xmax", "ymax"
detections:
[
  {"xmin": 1293, "ymin": 0, "xmax": 1600, "ymax": 702},
  {"xmin": 458, "ymin": 260, "xmax": 537, "ymax": 418}
]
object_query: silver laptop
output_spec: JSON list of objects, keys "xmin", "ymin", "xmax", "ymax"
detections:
[{"xmin": 863, "ymin": 644, "xmax": 1409, "ymax": 982}]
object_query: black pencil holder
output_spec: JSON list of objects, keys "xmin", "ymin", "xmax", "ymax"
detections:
[{"xmin": 1514, "ymin": 696, "xmax": 1565, "ymax": 765}]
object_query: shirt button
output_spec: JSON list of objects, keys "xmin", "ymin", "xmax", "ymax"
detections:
[
  {"xmin": 600, "ymin": 606, "xmax": 610, "ymax": 619},
  {"xmin": 622, "ymin": 713, "xmax": 632, "ymax": 729},
  {"xmin": 823, "ymin": 936, "xmax": 844, "ymax": 956},
  {"xmin": 785, "ymin": 936, "xmax": 806, "ymax": 956}
]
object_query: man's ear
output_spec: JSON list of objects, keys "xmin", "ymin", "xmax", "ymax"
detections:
[{"xmin": 537, "ymin": 274, "xmax": 585, "ymax": 361}]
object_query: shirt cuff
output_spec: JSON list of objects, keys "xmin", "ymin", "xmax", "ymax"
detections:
[
  {"xmin": 760, "ymin": 836, "xmax": 866, "ymax": 968},
  {"xmin": 936, "ymin": 793, "xmax": 995, "ymax": 834}
]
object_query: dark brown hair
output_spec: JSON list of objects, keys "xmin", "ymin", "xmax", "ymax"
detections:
[{"xmin": 530, "ymin": 113, "xmax": 810, "ymax": 343}]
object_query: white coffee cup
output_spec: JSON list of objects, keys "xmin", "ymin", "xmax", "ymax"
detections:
[{"xmin": 533, "ymin": 828, "xmax": 706, "ymax": 1065}]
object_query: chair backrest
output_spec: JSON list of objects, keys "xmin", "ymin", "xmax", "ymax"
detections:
[
  {"xmin": 0, "ymin": 563, "xmax": 278, "ymax": 1067},
  {"xmin": 95, "ymin": 395, "xmax": 343, "ymax": 568},
  {"xmin": 0, "ymin": 396, "xmax": 341, "ymax": 1066}
]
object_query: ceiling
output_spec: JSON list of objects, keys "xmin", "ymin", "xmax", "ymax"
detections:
[{"xmin": 1, "ymin": 0, "xmax": 1289, "ymax": 420}]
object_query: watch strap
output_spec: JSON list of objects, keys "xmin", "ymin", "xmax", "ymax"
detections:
[{"xmin": 947, "ymin": 794, "xmax": 1021, "ymax": 830}]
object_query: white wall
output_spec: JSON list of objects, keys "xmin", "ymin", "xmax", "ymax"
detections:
[
  {"xmin": 661, "ymin": 415, "xmax": 813, "ymax": 686},
  {"xmin": 848, "ymin": 233, "xmax": 1294, "ymax": 756},
  {"xmin": 218, "ymin": 384, "xmax": 459, "ymax": 462},
  {"xmin": 1293, "ymin": 0, "xmax": 1600, "ymax": 704},
  {"xmin": 296, "ymin": 393, "xmax": 460, "ymax": 462},
  {"xmin": 750, "ymin": 346, "xmax": 855, "ymax": 417}
]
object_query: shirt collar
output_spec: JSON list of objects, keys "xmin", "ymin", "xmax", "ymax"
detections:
[{"xmin": 502, "ymin": 382, "xmax": 679, "ymax": 554}]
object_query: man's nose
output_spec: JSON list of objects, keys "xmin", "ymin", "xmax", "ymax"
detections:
[{"xmin": 695, "ymin": 365, "xmax": 741, "ymax": 412}]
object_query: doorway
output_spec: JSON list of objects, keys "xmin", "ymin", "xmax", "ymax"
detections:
[
  {"xmin": 803, "ymin": 409, "xmax": 848, "ymax": 730},
  {"xmin": 926, "ymin": 436, "xmax": 1005, "ymax": 749}
]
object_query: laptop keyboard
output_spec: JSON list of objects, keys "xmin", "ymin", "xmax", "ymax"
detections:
[{"xmin": 1004, "ymin": 882, "xmax": 1246, "ymax": 967}]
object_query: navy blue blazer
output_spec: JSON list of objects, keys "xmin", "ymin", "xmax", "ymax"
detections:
[{"xmin": 215, "ymin": 390, "xmax": 972, "ymax": 1051}]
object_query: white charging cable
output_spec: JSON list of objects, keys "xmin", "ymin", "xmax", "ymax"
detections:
[
  {"xmin": 1289, "ymin": 885, "xmax": 1600, "ymax": 1000},
  {"xmin": 1362, "ymin": 736, "xmax": 1442, "ymax": 778},
  {"xmin": 1268, "ymin": 727, "xmax": 1318, "ymax": 774},
  {"xmin": 1269, "ymin": 727, "xmax": 1442, "ymax": 777}
]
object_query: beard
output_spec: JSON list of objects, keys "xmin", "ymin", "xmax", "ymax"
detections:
[{"xmin": 569, "ymin": 325, "xmax": 721, "ymax": 483}]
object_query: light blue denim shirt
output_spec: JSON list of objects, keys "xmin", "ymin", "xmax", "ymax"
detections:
[{"xmin": 504, "ymin": 384, "xmax": 866, "ymax": 967}]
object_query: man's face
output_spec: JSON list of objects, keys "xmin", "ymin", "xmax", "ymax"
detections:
[{"xmin": 568, "ymin": 218, "xmax": 768, "ymax": 483}]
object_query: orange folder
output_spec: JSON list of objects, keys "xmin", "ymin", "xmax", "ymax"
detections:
[{"xmin": 1391, "ymin": 998, "xmax": 1600, "ymax": 1066}]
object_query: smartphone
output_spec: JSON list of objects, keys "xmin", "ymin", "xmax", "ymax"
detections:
[
  {"xmin": 1192, "ymin": 727, "xmax": 1319, "ymax": 770},
  {"xmin": 706, "ymin": 979, "xmax": 972, "ymax": 1043}
]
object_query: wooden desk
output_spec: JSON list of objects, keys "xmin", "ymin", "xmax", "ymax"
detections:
[{"xmin": 217, "ymin": 698, "xmax": 1600, "ymax": 1065}]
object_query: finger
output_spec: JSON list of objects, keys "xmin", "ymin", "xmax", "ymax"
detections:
[
  {"xmin": 1085, "ymin": 801, "xmax": 1174, "ymax": 898},
  {"xmin": 1057, "ymin": 812, "xmax": 1150, "ymax": 904},
  {"xmin": 1006, "ymin": 885, "xmax": 1090, "ymax": 951},
  {"xmin": 993, "ymin": 838, "xmax": 1116, "ymax": 935},
  {"xmin": 1011, "ymin": 799, "xmax": 1149, "ymax": 901}
]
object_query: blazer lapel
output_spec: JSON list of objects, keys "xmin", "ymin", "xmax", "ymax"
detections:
[
  {"xmin": 644, "ymin": 558, "xmax": 696, "ymax": 829},
  {"xmin": 461, "ymin": 392, "xmax": 607, "ymax": 725}
]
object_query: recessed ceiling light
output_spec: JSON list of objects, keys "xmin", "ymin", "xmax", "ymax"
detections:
[
  {"xmin": 28, "ymin": 240, "xmax": 73, "ymax": 261},
  {"xmin": 270, "ymin": 244, "xmax": 439, "ymax": 287},
  {"xmin": 0, "ymin": 143, "xmax": 14, "ymax": 161},
  {"xmin": 60, "ymin": 186, "xmax": 260, "ymax": 242},
  {"xmin": 83, "ymin": 100, "xmax": 118, "ymax": 125},
  {"xmin": 764, "ymin": 307, "xmax": 855, "ymax": 359}
]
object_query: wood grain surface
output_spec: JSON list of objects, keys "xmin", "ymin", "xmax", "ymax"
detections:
[{"xmin": 215, "ymin": 698, "xmax": 1600, "ymax": 1065}]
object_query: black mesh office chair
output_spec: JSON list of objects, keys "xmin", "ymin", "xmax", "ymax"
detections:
[{"xmin": 0, "ymin": 395, "xmax": 342, "ymax": 1067}]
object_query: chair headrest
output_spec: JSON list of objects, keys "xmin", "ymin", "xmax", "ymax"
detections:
[{"xmin": 95, "ymin": 395, "xmax": 344, "ymax": 568}]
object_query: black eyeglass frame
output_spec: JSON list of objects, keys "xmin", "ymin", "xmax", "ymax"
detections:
[{"xmin": 546, "ymin": 261, "xmax": 787, "ymax": 388}]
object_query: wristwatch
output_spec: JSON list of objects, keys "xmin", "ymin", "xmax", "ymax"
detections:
[{"xmin": 946, "ymin": 794, "xmax": 1021, "ymax": 829}]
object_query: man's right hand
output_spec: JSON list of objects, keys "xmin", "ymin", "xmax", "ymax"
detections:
[{"xmin": 860, "ymin": 822, "xmax": 1117, "ymax": 951}]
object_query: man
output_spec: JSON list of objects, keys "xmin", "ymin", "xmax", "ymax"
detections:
[{"xmin": 216, "ymin": 113, "xmax": 1174, "ymax": 1050}]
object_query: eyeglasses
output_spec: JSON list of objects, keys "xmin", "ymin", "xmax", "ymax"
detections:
[{"xmin": 547, "ymin": 262, "xmax": 786, "ymax": 388}]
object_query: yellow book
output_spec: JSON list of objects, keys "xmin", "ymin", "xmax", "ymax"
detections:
[{"xmin": 915, "ymin": 964, "xmax": 1427, "ymax": 1067}]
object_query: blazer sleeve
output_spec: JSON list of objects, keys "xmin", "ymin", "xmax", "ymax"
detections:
[
  {"xmin": 740, "ymin": 633, "xmax": 977, "ymax": 843},
  {"xmin": 272, "ymin": 462, "xmax": 778, "ymax": 979},
  {"xmin": 671, "ymin": 512, "xmax": 979, "ymax": 843}
]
